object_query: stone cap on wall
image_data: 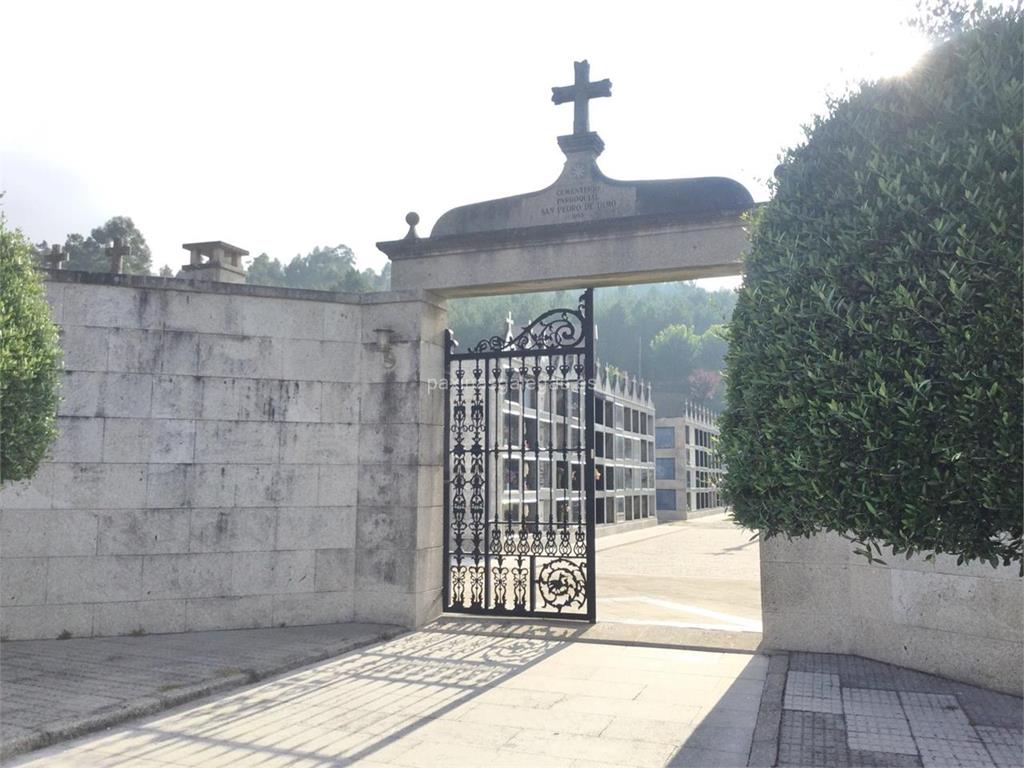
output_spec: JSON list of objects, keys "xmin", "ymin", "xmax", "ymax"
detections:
[
  {"xmin": 39, "ymin": 268, "xmax": 445, "ymax": 309},
  {"xmin": 182, "ymin": 241, "xmax": 250, "ymax": 267}
]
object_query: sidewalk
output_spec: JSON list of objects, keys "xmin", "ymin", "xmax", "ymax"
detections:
[
  {"xmin": 3, "ymin": 618, "xmax": 1020, "ymax": 766},
  {"xmin": 753, "ymin": 651, "xmax": 1023, "ymax": 768},
  {"xmin": 6, "ymin": 620, "xmax": 770, "ymax": 767},
  {"xmin": 0, "ymin": 622, "xmax": 403, "ymax": 761}
]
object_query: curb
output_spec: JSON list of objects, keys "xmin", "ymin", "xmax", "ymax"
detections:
[
  {"xmin": 747, "ymin": 651, "xmax": 788, "ymax": 767},
  {"xmin": 1, "ymin": 626, "xmax": 407, "ymax": 763}
]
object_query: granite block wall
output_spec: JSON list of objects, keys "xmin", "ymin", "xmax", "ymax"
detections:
[
  {"xmin": 0, "ymin": 273, "xmax": 445, "ymax": 640},
  {"xmin": 761, "ymin": 532, "xmax": 1023, "ymax": 694}
]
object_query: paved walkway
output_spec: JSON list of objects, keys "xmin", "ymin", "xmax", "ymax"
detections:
[
  {"xmin": 597, "ymin": 514, "xmax": 761, "ymax": 634},
  {"xmin": 9, "ymin": 619, "xmax": 1020, "ymax": 767},
  {"xmin": 6, "ymin": 621, "xmax": 770, "ymax": 767},
  {"xmin": 0, "ymin": 623, "xmax": 403, "ymax": 761},
  {"xmin": 753, "ymin": 652, "xmax": 1023, "ymax": 768}
]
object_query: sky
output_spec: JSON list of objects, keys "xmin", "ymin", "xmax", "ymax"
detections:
[{"xmin": 1, "ymin": 1, "xmax": 934, "ymax": 288}]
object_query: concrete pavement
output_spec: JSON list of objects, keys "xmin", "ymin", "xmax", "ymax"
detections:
[
  {"xmin": 7, "ymin": 621, "xmax": 770, "ymax": 767},
  {"xmin": 597, "ymin": 514, "xmax": 761, "ymax": 634},
  {"xmin": 0, "ymin": 623, "xmax": 404, "ymax": 761}
]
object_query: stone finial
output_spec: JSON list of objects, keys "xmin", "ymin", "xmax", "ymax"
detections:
[
  {"xmin": 404, "ymin": 212, "xmax": 421, "ymax": 240},
  {"xmin": 106, "ymin": 238, "xmax": 129, "ymax": 274}
]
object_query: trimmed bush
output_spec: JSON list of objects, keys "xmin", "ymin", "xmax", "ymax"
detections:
[
  {"xmin": 720, "ymin": 7, "xmax": 1023, "ymax": 567},
  {"xmin": 0, "ymin": 217, "xmax": 61, "ymax": 484}
]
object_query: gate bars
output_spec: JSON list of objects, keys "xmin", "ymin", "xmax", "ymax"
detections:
[{"xmin": 442, "ymin": 289, "xmax": 596, "ymax": 621}]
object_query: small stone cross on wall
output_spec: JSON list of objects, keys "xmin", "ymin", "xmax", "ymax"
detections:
[
  {"xmin": 551, "ymin": 60, "xmax": 612, "ymax": 136},
  {"xmin": 47, "ymin": 244, "xmax": 68, "ymax": 270},
  {"xmin": 106, "ymin": 238, "xmax": 129, "ymax": 274}
]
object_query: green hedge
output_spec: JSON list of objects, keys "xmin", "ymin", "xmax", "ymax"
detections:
[
  {"xmin": 720, "ymin": 8, "xmax": 1023, "ymax": 567},
  {"xmin": 0, "ymin": 217, "xmax": 61, "ymax": 485}
]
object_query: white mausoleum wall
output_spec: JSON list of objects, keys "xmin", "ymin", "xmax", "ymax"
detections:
[
  {"xmin": 0, "ymin": 273, "xmax": 445, "ymax": 640},
  {"xmin": 761, "ymin": 533, "xmax": 1022, "ymax": 694}
]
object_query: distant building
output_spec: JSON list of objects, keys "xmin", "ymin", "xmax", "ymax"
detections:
[
  {"xmin": 593, "ymin": 364, "xmax": 656, "ymax": 533},
  {"xmin": 654, "ymin": 406, "xmax": 725, "ymax": 521},
  {"xmin": 492, "ymin": 354, "xmax": 656, "ymax": 537}
]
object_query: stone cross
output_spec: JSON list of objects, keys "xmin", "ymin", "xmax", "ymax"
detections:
[
  {"xmin": 504, "ymin": 311, "xmax": 515, "ymax": 341},
  {"xmin": 106, "ymin": 238, "xmax": 129, "ymax": 274},
  {"xmin": 47, "ymin": 244, "xmax": 67, "ymax": 270},
  {"xmin": 551, "ymin": 60, "xmax": 611, "ymax": 136}
]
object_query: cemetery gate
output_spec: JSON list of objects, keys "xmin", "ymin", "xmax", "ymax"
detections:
[{"xmin": 443, "ymin": 289, "xmax": 597, "ymax": 621}]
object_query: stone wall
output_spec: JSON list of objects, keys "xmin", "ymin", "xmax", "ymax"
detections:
[
  {"xmin": 0, "ymin": 273, "xmax": 445, "ymax": 640},
  {"xmin": 761, "ymin": 533, "xmax": 1022, "ymax": 694}
]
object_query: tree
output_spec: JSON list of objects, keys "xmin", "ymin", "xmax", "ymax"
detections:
[
  {"xmin": 245, "ymin": 245, "xmax": 389, "ymax": 292},
  {"xmin": 649, "ymin": 324, "xmax": 702, "ymax": 382},
  {"xmin": 246, "ymin": 253, "xmax": 287, "ymax": 287},
  {"xmin": 158, "ymin": 265, "xmax": 174, "ymax": 278},
  {"xmin": 720, "ymin": 4, "xmax": 1022, "ymax": 566},
  {"xmin": 0, "ymin": 216, "xmax": 61, "ymax": 485},
  {"xmin": 696, "ymin": 325, "xmax": 729, "ymax": 371},
  {"xmin": 687, "ymin": 369, "xmax": 723, "ymax": 407},
  {"xmin": 282, "ymin": 245, "xmax": 356, "ymax": 289},
  {"xmin": 446, "ymin": 282, "xmax": 738, "ymax": 414}
]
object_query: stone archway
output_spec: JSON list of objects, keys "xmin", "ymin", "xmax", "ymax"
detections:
[{"xmin": 376, "ymin": 61, "xmax": 752, "ymax": 627}]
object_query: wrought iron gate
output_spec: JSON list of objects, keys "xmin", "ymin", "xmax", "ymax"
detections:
[{"xmin": 443, "ymin": 289, "xmax": 596, "ymax": 621}]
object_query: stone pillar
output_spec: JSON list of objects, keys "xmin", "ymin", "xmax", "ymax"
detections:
[{"xmin": 353, "ymin": 291, "xmax": 447, "ymax": 626}]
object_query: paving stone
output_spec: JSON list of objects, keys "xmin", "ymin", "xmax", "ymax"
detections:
[
  {"xmin": 789, "ymin": 651, "xmax": 841, "ymax": 674},
  {"xmin": 600, "ymin": 716, "xmax": 697, "ymax": 745},
  {"xmin": 667, "ymin": 745, "xmax": 752, "ymax": 767},
  {"xmin": 900, "ymin": 692, "xmax": 978, "ymax": 741},
  {"xmin": 503, "ymin": 727, "xmax": 679, "ymax": 767},
  {"xmin": 838, "ymin": 656, "xmax": 900, "ymax": 690},
  {"xmin": 976, "ymin": 726, "xmax": 1024, "ymax": 768},
  {"xmin": 844, "ymin": 687, "xmax": 906, "ymax": 718},
  {"xmin": 893, "ymin": 668, "xmax": 957, "ymax": 695},
  {"xmin": 916, "ymin": 737, "xmax": 995, "ymax": 767},
  {"xmin": 846, "ymin": 713, "xmax": 918, "ymax": 755},
  {"xmin": 956, "ymin": 687, "xmax": 1024, "ymax": 730},
  {"xmin": 778, "ymin": 710, "xmax": 850, "ymax": 766},
  {"xmin": 785, "ymin": 670, "xmax": 843, "ymax": 714},
  {"xmin": 674, "ymin": 722, "xmax": 754, "ymax": 754},
  {"xmin": 848, "ymin": 748, "xmax": 924, "ymax": 767}
]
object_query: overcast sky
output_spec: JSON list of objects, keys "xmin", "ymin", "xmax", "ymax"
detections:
[{"xmin": 2, "ymin": 0, "xmax": 932, "ymax": 287}]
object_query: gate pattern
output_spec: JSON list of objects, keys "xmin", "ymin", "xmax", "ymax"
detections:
[{"xmin": 443, "ymin": 290, "xmax": 596, "ymax": 621}]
